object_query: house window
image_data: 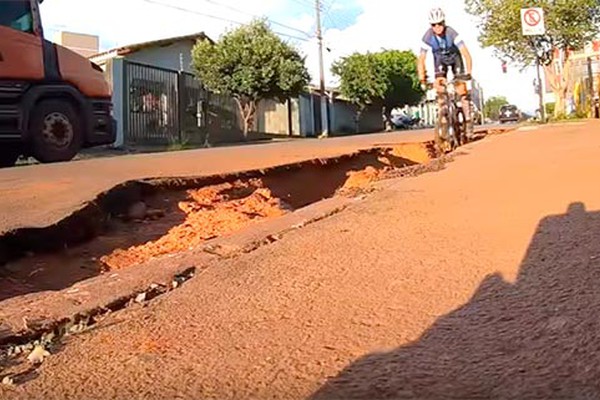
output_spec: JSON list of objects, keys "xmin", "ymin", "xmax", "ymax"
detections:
[{"xmin": 0, "ymin": 1, "xmax": 34, "ymax": 34}]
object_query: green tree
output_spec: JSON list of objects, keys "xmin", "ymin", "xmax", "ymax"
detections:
[
  {"xmin": 331, "ymin": 50, "xmax": 423, "ymax": 131},
  {"xmin": 465, "ymin": 0, "xmax": 600, "ymax": 117},
  {"xmin": 376, "ymin": 50, "xmax": 424, "ymax": 130},
  {"xmin": 192, "ymin": 19, "xmax": 310, "ymax": 137},
  {"xmin": 545, "ymin": 101, "xmax": 556, "ymax": 117},
  {"xmin": 484, "ymin": 96, "xmax": 509, "ymax": 121},
  {"xmin": 331, "ymin": 52, "xmax": 385, "ymax": 125}
]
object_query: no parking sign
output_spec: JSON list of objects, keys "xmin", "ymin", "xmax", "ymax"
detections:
[{"xmin": 521, "ymin": 7, "xmax": 546, "ymax": 36}]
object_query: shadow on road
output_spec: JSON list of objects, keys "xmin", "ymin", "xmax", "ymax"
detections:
[{"xmin": 311, "ymin": 202, "xmax": 600, "ymax": 399}]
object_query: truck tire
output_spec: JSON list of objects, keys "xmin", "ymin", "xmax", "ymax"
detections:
[
  {"xmin": 28, "ymin": 99, "xmax": 83, "ymax": 163},
  {"xmin": 0, "ymin": 146, "xmax": 20, "ymax": 168}
]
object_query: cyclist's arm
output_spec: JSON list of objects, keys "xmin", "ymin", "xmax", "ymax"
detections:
[
  {"xmin": 418, "ymin": 34, "xmax": 430, "ymax": 82},
  {"xmin": 450, "ymin": 27, "xmax": 473, "ymax": 76},
  {"xmin": 458, "ymin": 43, "xmax": 473, "ymax": 76},
  {"xmin": 418, "ymin": 49, "xmax": 428, "ymax": 82}
]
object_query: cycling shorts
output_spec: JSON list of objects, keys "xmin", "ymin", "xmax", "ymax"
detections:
[{"xmin": 435, "ymin": 54, "xmax": 465, "ymax": 79}]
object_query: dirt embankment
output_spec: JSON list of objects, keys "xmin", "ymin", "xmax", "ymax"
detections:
[
  {"xmin": 0, "ymin": 142, "xmax": 436, "ymax": 300},
  {"xmin": 101, "ymin": 181, "xmax": 290, "ymax": 270}
]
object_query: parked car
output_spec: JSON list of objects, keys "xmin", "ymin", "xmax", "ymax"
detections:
[
  {"xmin": 391, "ymin": 114, "xmax": 420, "ymax": 130},
  {"xmin": 499, "ymin": 104, "xmax": 521, "ymax": 124}
]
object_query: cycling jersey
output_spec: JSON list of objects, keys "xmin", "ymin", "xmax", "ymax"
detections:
[{"xmin": 421, "ymin": 26, "xmax": 465, "ymax": 78}]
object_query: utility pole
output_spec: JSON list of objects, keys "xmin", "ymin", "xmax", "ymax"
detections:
[
  {"xmin": 536, "ymin": 57, "xmax": 546, "ymax": 122},
  {"xmin": 479, "ymin": 84, "xmax": 485, "ymax": 123},
  {"xmin": 315, "ymin": 0, "xmax": 329, "ymax": 137},
  {"xmin": 588, "ymin": 57, "xmax": 599, "ymax": 118},
  {"xmin": 587, "ymin": 57, "xmax": 594, "ymax": 96},
  {"xmin": 521, "ymin": 6, "xmax": 547, "ymax": 122}
]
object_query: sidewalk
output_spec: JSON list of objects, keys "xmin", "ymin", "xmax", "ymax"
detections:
[{"xmin": 2, "ymin": 120, "xmax": 599, "ymax": 399}]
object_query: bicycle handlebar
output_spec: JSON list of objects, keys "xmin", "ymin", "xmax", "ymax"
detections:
[{"xmin": 421, "ymin": 74, "xmax": 473, "ymax": 87}]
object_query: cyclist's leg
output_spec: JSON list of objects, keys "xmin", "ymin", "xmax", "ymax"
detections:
[
  {"xmin": 432, "ymin": 63, "xmax": 452, "ymax": 152},
  {"xmin": 434, "ymin": 63, "xmax": 449, "ymax": 124},
  {"xmin": 452, "ymin": 59, "xmax": 474, "ymax": 138}
]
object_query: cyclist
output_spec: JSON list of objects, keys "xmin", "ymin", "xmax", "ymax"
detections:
[{"xmin": 417, "ymin": 7, "xmax": 474, "ymax": 139}]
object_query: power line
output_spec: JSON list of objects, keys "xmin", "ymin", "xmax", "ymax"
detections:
[
  {"xmin": 324, "ymin": 13, "xmax": 354, "ymax": 30},
  {"xmin": 315, "ymin": 0, "xmax": 329, "ymax": 137},
  {"xmin": 141, "ymin": 0, "xmax": 312, "ymax": 42},
  {"xmin": 323, "ymin": 0, "xmax": 337, "ymax": 12},
  {"xmin": 322, "ymin": 0, "xmax": 355, "ymax": 31},
  {"xmin": 290, "ymin": 0, "xmax": 321, "ymax": 10},
  {"xmin": 197, "ymin": 0, "xmax": 314, "ymax": 38},
  {"xmin": 324, "ymin": 13, "xmax": 341, "ymax": 30}
]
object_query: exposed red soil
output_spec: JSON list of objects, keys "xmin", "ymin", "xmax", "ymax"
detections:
[
  {"xmin": 342, "ymin": 166, "xmax": 384, "ymax": 190},
  {"xmin": 100, "ymin": 180, "xmax": 290, "ymax": 270}
]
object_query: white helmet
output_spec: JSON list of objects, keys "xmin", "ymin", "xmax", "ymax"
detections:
[{"xmin": 428, "ymin": 7, "xmax": 446, "ymax": 24}]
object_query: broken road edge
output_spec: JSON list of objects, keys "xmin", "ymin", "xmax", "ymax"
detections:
[{"xmin": 0, "ymin": 126, "xmax": 513, "ymax": 370}]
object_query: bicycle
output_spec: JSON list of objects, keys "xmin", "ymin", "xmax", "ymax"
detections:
[{"xmin": 424, "ymin": 75, "xmax": 473, "ymax": 153}]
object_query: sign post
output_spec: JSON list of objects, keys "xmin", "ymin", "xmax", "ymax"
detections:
[{"xmin": 521, "ymin": 7, "xmax": 547, "ymax": 122}]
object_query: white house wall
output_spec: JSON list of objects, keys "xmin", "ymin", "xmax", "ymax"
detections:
[
  {"xmin": 124, "ymin": 41, "xmax": 196, "ymax": 73},
  {"xmin": 105, "ymin": 58, "xmax": 125, "ymax": 147}
]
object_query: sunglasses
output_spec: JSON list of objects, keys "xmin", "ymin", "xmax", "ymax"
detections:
[{"xmin": 431, "ymin": 22, "xmax": 445, "ymax": 27}]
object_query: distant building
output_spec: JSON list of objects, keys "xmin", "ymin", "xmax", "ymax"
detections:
[
  {"xmin": 89, "ymin": 32, "xmax": 210, "ymax": 73},
  {"xmin": 543, "ymin": 39, "xmax": 600, "ymax": 109},
  {"xmin": 53, "ymin": 31, "xmax": 99, "ymax": 58},
  {"xmin": 87, "ymin": 32, "xmax": 212, "ymax": 147}
]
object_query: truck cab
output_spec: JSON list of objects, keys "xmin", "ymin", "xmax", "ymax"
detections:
[{"xmin": 0, "ymin": 0, "xmax": 115, "ymax": 167}]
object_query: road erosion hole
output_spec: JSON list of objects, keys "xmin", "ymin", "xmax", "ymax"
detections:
[{"xmin": 0, "ymin": 142, "xmax": 436, "ymax": 300}]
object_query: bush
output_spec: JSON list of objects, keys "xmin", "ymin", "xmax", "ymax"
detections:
[{"xmin": 574, "ymin": 105, "xmax": 589, "ymax": 119}]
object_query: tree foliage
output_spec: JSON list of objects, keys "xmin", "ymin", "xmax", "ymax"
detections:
[
  {"xmin": 465, "ymin": 0, "xmax": 600, "ymax": 116},
  {"xmin": 331, "ymin": 52, "xmax": 386, "ymax": 112},
  {"xmin": 484, "ymin": 96, "xmax": 509, "ymax": 120},
  {"xmin": 376, "ymin": 50, "xmax": 424, "ymax": 110},
  {"xmin": 465, "ymin": 0, "xmax": 600, "ymax": 65},
  {"xmin": 331, "ymin": 50, "xmax": 423, "ymax": 129},
  {"xmin": 192, "ymin": 19, "xmax": 310, "ymax": 136}
]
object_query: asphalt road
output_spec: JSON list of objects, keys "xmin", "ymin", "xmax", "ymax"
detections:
[
  {"xmin": 0, "ymin": 125, "xmax": 506, "ymax": 235},
  {"xmin": 1, "ymin": 120, "xmax": 598, "ymax": 399}
]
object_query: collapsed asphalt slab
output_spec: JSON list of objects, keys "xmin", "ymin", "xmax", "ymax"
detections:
[{"xmin": 0, "ymin": 127, "xmax": 505, "ymax": 235}]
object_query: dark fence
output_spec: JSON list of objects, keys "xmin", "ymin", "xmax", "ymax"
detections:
[
  {"xmin": 123, "ymin": 61, "xmax": 252, "ymax": 146},
  {"xmin": 124, "ymin": 61, "xmax": 227, "ymax": 146},
  {"xmin": 120, "ymin": 60, "xmax": 384, "ymax": 146}
]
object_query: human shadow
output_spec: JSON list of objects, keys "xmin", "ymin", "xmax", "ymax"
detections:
[{"xmin": 311, "ymin": 202, "xmax": 600, "ymax": 399}]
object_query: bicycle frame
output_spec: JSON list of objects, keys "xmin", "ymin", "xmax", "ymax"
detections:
[
  {"xmin": 445, "ymin": 77, "xmax": 473, "ymax": 147},
  {"xmin": 437, "ymin": 80, "xmax": 459, "ymax": 150}
]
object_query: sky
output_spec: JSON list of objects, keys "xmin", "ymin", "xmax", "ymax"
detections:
[{"xmin": 40, "ymin": 0, "xmax": 540, "ymax": 113}]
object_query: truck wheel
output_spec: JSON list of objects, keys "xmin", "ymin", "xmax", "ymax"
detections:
[
  {"xmin": 0, "ymin": 146, "xmax": 21, "ymax": 168},
  {"xmin": 29, "ymin": 99, "xmax": 83, "ymax": 163}
]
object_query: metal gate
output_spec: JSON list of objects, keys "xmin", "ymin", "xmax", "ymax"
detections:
[
  {"xmin": 179, "ymin": 72, "xmax": 208, "ymax": 144},
  {"xmin": 124, "ymin": 61, "xmax": 208, "ymax": 146}
]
